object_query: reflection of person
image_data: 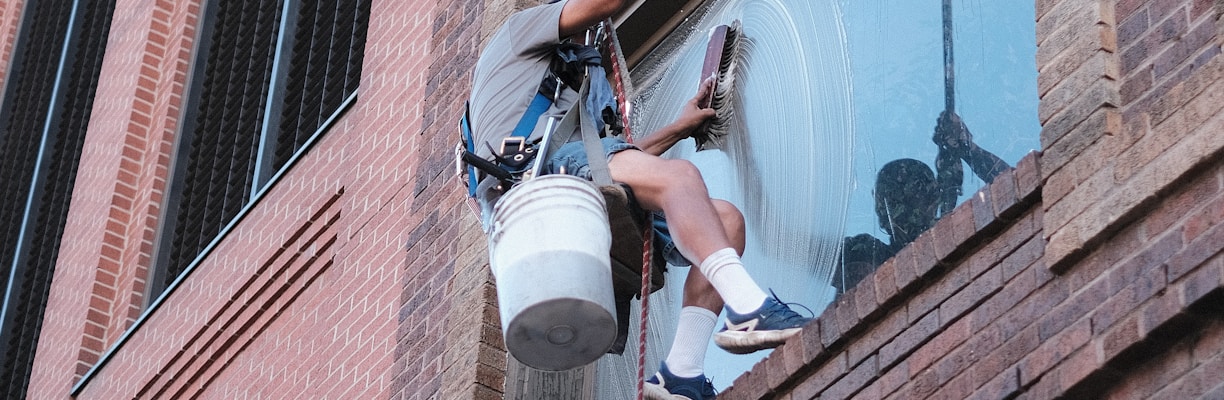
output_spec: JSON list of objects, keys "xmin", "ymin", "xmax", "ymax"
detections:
[
  {"xmin": 468, "ymin": 1, "xmax": 810, "ymax": 397},
  {"xmin": 836, "ymin": 111, "xmax": 1008, "ymax": 293},
  {"xmin": 933, "ymin": 111, "xmax": 1010, "ymax": 216}
]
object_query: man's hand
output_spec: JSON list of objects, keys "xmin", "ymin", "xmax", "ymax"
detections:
[
  {"xmin": 933, "ymin": 110, "xmax": 972, "ymax": 155},
  {"xmin": 674, "ymin": 77, "xmax": 719, "ymax": 136},
  {"xmin": 634, "ymin": 78, "xmax": 718, "ymax": 156}
]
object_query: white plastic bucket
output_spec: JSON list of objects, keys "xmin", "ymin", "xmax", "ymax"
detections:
[{"xmin": 489, "ymin": 174, "xmax": 617, "ymax": 371}]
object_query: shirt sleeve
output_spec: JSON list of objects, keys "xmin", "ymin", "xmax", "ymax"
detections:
[{"xmin": 501, "ymin": 2, "xmax": 567, "ymax": 58}]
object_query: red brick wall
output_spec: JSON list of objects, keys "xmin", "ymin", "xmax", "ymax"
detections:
[
  {"xmin": 28, "ymin": 0, "xmax": 508, "ymax": 398},
  {"xmin": 720, "ymin": 0, "xmax": 1224, "ymax": 398},
  {"xmin": 393, "ymin": 0, "xmax": 505, "ymax": 398},
  {"xmin": 0, "ymin": 0, "xmax": 23, "ymax": 93},
  {"xmin": 28, "ymin": 0, "xmax": 205, "ymax": 391}
]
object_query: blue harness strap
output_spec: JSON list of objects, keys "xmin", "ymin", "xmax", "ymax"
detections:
[
  {"xmin": 458, "ymin": 43, "xmax": 617, "ymax": 198},
  {"xmin": 512, "ymin": 92, "xmax": 553, "ymax": 140},
  {"xmin": 459, "ymin": 102, "xmax": 479, "ymax": 196},
  {"xmin": 458, "ymin": 91, "xmax": 554, "ymax": 197}
]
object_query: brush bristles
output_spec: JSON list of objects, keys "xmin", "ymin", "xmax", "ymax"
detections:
[{"xmin": 698, "ymin": 22, "xmax": 741, "ymax": 151}]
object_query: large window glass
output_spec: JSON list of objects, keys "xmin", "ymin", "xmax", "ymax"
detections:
[
  {"xmin": 625, "ymin": 0, "xmax": 1038, "ymax": 390},
  {"xmin": 838, "ymin": 0, "xmax": 1039, "ymax": 294}
]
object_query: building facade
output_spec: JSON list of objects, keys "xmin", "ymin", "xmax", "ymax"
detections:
[{"xmin": 0, "ymin": 0, "xmax": 1218, "ymax": 399}]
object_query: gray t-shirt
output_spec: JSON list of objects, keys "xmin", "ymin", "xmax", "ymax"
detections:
[{"xmin": 469, "ymin": 2, "xmax": 579, "ymax": 160}]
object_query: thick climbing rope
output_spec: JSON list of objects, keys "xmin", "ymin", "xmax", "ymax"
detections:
[
  {"xmin": 603, "ymin": 19, "xmax": 652, "ymax": 400},
  {"xmin": 637, "ymin": 219, "xmax": 653, "ymax": 400}
]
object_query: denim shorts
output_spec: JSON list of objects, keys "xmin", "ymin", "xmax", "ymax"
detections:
[{"xmin": 546, "ymin": 137, "xmax": 691, "ymax": 267}]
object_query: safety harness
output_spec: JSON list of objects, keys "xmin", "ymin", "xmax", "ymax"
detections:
[{"xmin": 456, "ymin": 42, "xmax": 622, "ymax": 197}]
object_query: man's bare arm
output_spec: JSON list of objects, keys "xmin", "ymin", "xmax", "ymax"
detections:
[
  {"xmin": 558, "ymin": 0, "xmax": 626, "ymax": 38},
  {"xmin": 635, "ymin": 78, "xmax": 718, "ymax": 156}
]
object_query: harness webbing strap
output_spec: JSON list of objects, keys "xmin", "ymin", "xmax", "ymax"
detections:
[
  {"xmin": 512, "ymin": 92, "xmax": 552, "ymax": 140},
  {"xmin": 577, "ymin": 78, "xmax": 613, "ymax": 186},
  {"xmin": 459, "ymin": 103, "xmax": 480, "ymax": 196},
  {"xmin": 459, "ymin": 87, "xmax": 554, "ymax": 198}
]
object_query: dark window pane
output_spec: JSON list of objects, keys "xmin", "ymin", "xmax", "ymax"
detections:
[{"xmin": 0, "ymin": 0, "xmax": 116, "ymax": 396}]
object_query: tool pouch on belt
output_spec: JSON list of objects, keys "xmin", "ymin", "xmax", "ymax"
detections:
[{"xmin": 602, "ymin": 183, "xmax": 665, "ymax": 355}]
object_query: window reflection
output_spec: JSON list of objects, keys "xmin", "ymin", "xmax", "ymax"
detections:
[
  {"xmin": 839, "ymin": 110, "xmax": 1014, "ymax": 293},
  {"xmin": 837, "ymin": 0, "xmax": 1038, "ymax": 295}
]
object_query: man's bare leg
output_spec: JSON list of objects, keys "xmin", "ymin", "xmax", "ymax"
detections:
[
  {"xmin": 612, "ymin": 147, "xmax": 811, "ymax": 348},
  {"xmin": 608, "ymin": 150, "xmax": 733, "ymax": 263},
  {"xmin": 682, "ymin": 199, "xmax": 743, "ymax": 312},
  {"xmin": 656, "ymin": 200, "xmax": 741, "ymax": 380},
  {"xmin": 608, "ymin": 149, "xmax": 766, "ymax": 313}
]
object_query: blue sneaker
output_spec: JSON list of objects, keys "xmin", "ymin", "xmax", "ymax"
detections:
[
  {"xmin": 714, "ymin": 291, "xmax": 811, "ymax": 354},
  {"xmin": 644, "ymin": 362, "xmax": 716, "ymax": 400}
]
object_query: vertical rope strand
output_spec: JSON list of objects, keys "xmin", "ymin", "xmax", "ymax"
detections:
[
  {"xmin": 604, "ymin": 20, "xmax": 634, "ymax": 143},
  {"xmin": 637, "ymin": 225, "xmax": 652, "ymax": 400},
  {"xmin": 603, "ymin": 19, "xmax": 649, "ymax": 400}
]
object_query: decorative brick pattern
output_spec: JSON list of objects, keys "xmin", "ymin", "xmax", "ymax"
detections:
[
  {"xmin": 133, "ymin": 189, "xmax": 344, "ymax": 398},
  {"xmin": 30, "ymin": 0, "xmax": 477, "ymax": 397}
]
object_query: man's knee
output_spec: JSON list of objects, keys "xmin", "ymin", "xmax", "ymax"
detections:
[
  {"xmin": 712, "ymin": 200, "xmax": 745, "ymax": 236},
  {"xmin": 657, "ymin": 158, "xmax": 705, "ymax": 188},
  {"xmin": 714, "ymin": 200, "xmax": 739, "ymax": 228}
]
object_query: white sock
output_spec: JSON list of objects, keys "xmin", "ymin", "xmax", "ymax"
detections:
[
  {"xmin": 698, "ymin": 248, "xmax": 768, "ymax": 314},
  {"xmin": 666, "ymin": 307, "xmax": 718, "ymax": 378}
]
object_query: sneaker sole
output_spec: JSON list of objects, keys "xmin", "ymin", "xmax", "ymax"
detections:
[
  {"xmin": 713, "ymin": 327, "xmax": 802, "ymax": 354},
  {"xmin": 643, "ymin": 382, "xmax": 699, "ymax": 400}
]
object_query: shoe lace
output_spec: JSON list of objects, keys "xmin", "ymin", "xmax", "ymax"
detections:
[
  {"xmin": 769, "ymin": 289, "xmax": 815, "ymax": 321},
  {"xmin": 701, "ymin": 376, "xmax": 718, "ymax": 397}
]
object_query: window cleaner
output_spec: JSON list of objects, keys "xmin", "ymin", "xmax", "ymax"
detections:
[
  {"xmin": 458, "ymin": 11, "xmax": 752, "ymax": 398},
  {"xmin": 456, "ymin": 21, "xmax": 652, "ymax": 373}
]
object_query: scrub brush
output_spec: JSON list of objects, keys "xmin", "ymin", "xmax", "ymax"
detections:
[{"xmin": 693, "ymin": 20, "xmax": 743, "ymax": 151}]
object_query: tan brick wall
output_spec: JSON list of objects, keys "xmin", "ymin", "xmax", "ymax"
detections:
[
  {"xmin": 1097, "ymin": 318, "xmax": 1224, "ymax": 399},
  {"xmin": 720, "ymin": 153, "xmax": 1048, "ymax": 399},
  {"xmin": 724, "ymin": 127, "xmax": 1223, "ymax": 398},
  {"xmin": 1042, "ymin": 0, "xmax": 1223, "ymax": 272}
]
